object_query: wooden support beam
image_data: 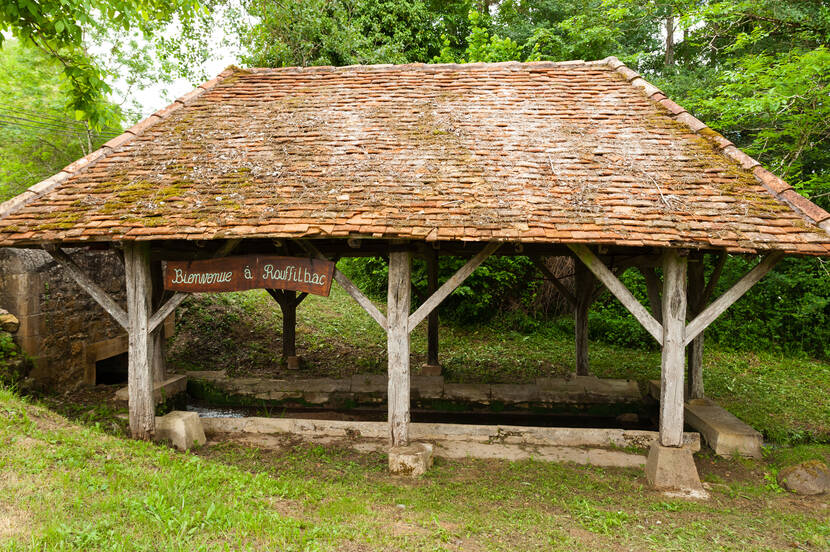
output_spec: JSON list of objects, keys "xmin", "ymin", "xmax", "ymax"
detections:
[
  {"xmin": 43, "ymin": 246, "xmax": 128, "ymax": 330},
  {"xmin": 531, "ymin": 256, "xmax": 576, "ymax": 307},
  {"xmin": 147, "ymin": 292, "xmax": 187, "ymax": 333},
  {"xmin": 567, "ymin": 244, "xmax": 663, "ymax": 345},
  {"xmin": 684, "ymin": 252, "xmax": 783, "ymax": 346},
  {"xmin": 659, "ymin": 249, "xmax": 687, "ymax": 447},
  {"xmin": 408, "ymin": 242, "xmax": 500, "ymax": 332},
  {"xmin": 425, "ymin": 248, "xmax": 440, "ymax": 367},
  {"xmin": 124, "ymin": 242, "xmax": 155, "ymax": 440},
  {"xmin": 687, "ymin": 254, "xmax": 705, "ymax": 399},
  {"xmin": 574, "ymin": 260, "xmax": 594, "ymax": 376},
  {"xmin": 295, "ymin": 240, "xmax": 387, "ymax": 330},
  {"xmin": 639, "ymin": 266, "xmax": 663, "ymax": 325},
  {"xmin": 387, "ymin": 250, "xmax": 411, "ymax": 447}
]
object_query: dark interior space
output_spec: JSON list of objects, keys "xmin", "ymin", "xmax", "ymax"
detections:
[{"xmin": 95, "ymin": 352, "xmax": 129, "ymax": 385}]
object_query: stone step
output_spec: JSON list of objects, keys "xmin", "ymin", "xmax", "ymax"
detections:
[
  {"xmin": 684, "ymin": 398, "xmax": 762, "ymax": 458},
  {"xmin": 648, "ymin": 380, "xmax": 762, "ymax": 458},
  {"xmin": 115, "ymin": 374, "xmax": 187, "ymax": 405}
]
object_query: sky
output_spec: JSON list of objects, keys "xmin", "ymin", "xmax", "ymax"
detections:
[{"xmin": 102, "ymin": 6, "xmax": 245, "ymax": 121}]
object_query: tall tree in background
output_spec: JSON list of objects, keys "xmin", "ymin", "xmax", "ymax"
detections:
[
  {"xmin": 0, "ymin": 40, "xmax": 121, "ymax": 201},
  {"xmin": 0, "ymin": 0, "xmax": 204, "ymax": 128}
]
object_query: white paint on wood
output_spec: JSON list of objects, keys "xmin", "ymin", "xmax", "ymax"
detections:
[
  {"xmin": 125, "ymin": 242, "xmax": 155, "ymax": 440},
  {"xmin": 296, "ymin": 240, "xmax": 387, "ymax": 330},
  {"xmin": 659, "ymin": 250, "xmax": 687, "ymax": 447},
  {"xmin": 387, "ymin": 250, "xmax": 411, "ymax": 447},
  {"xmin": 568, "ymin": 244, "xmax": 664, "ymax": 344},
  {"xmin": 148, "ymin": 292, "xmax": 187, "ymax": 333},
  {"xmin": 684, "ymin": 252, "xmax": 783, "ymax": 346},
  {"xmin": 408, "ymin": 242, "xmax": 500, "ymax": 331},
  {"xmin": 44, "ymin": 246, "xmax": 128, "ymax": 329}
]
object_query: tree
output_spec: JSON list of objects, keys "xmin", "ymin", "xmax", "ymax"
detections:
[
  {"xmin": 0, "ymin": 40, "xmax": 121, "ymax": 201},
  {"xmin": 0, "ymin": 0, "xmax": 203, "ymax": 128}
]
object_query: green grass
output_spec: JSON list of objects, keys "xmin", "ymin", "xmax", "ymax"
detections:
[
  {"xmin": 1, "ymin": 387, "xmax": 829, "ymax": 551},
  {"xmin": 168, "ymin": 284, "xmax": 830, "ymax": 444}
]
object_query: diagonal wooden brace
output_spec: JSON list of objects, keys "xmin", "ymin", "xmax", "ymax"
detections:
[
  {"xmin": 531, "ymin": 256, "xmax": 576, "ymax": 307},
  {"xmin": 295, "ymin": 240, "xmax": 387, "ymax": 330},
  {"xmin": 684, "ymin": 251, "xmax": 783, "ymax": 346},
  {"xmin": 568, "ymin": 243, "xmax": 663, "ymax": 345},
  {"xmin": 44, "ymin": 245, "xmax": 128, "ymax": 330},
  {"xmin": 408, "ymin": 242, "xmax": 500, "ymax": 332}
]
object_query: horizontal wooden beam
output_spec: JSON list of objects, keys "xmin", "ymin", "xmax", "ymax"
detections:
[
  {"xmin": 408, "ymin": 242, "xmax": 500, "ymax": 332},
  {"xmin": 148, "ymin": 292, "xmax": 187, "ymax": 333},
  {"xmin": 684, "ymin": 252, "xmax": 783, "ymax": 346},
  {"xmin": 44, "ymin": 246, "xmax": 128, "ymax": 330},
  {"xmin": 568, "ymin": 243, "xmax": 663, "ymax": 345},
  {"xmin": 295, "ymin": 240, "xmax": 387, "ymax": 331},
  {"xmin": 531, "ymin": 256, "xmax": 576, "ymax": 308}
]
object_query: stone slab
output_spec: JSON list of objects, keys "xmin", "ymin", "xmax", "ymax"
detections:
[
  {"xmin": 202, "ymin": 416, "xmax": 701, "ymax": 468},
  {"xmin": 645, "ymin": 442, "xmax": 704, "ymax": 492},
  {"xmin": 684, "ymin": 398, "xmax": 763, "ymax": 458},
  {"xmin": 154, "ymin": 411, "xmax": 206, "ymax": 451},
  {"xmin": 444, "ymin": 383, "xmax": 491, "ymax": 403},
  {"xmin": 389, "ymin": 443, "xmax": 433, "ymax": 476},
  {"xmin": 115, "ymin": 374, "xmax": 187, "ymax": 405}
]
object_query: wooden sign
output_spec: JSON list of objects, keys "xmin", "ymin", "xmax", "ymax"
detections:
[{"xmin": 164, "ymin": 255, "xmax": 335, "ymax": 296}]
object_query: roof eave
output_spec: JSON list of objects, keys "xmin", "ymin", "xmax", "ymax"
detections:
[{"xmin": 603, "ymin": 55, "xmax": 830, "ymax": 233}]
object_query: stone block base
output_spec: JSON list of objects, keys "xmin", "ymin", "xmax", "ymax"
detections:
[
  {"xmin": 285, "ymin": 356, "xmax": 300, "ymax": 370},
  {"xmin": 389, "ymin": 442, "xmax": 434, "ymax": 476},
  {"xmin": 420, "ymin": 364, "xmax": 442, "ymax": 377},
  {"xmin": 646, "ymin": 442, "xmax": 703, "ymax": 492},
  {"xmin": 154, "ymin": 411, "xmax": 206, "ymax": 451}
]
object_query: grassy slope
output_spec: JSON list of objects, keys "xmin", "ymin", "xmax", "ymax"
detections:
[
  {"xmin": 1, "ymin": 388, "xmax": 829, "ymax": 551},
  {"xmin": 168, "ymin": 285, "xmax": 830, "ymax": 444}
]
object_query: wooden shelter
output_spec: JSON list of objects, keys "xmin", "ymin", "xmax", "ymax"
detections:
[{"xmin": 1, "ymin": 58, "xmax": 828, "ymax": 487}]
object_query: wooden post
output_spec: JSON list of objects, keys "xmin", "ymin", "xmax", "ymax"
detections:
[
  {"xmin": 387, "ymin": 250, "xmax": 411, "ymax": 447},
  {"xmin": 687, "ymin": 254, "xmax": 706, "ymax": 399},
  {"xmin": 574, "ymin": 259, "xmax": 594, "ymax": 376},
  {"xmin": 266, "ymin": 289, "xmax": 307, "ymax": 362},
  {"xmin": 640, "ymin": 267, "xmax": 663, "ymax": 325},
  {"xmin": 124, "ymin": 242, "xmax": 155, "ymax": 440},
  {"xmin": 150, "ymin": 261, "xmax": 167, "ymax": 383},
  {"xmin": 425, "ymin": 249, "xmax": 439, "ymax": 369},
  {"xmin": 659, "ymin": 249, "xmax": 687, "ymax": 447}
]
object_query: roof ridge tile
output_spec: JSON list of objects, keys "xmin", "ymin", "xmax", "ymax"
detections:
[{"xmin": 0, "ymin": 69, "xmax": 235, "ymax": 222}]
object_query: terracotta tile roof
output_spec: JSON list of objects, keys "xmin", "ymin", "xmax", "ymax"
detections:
[{"xmin": 1, "ymin": 57, "xmax": 829, "ymax": 254}]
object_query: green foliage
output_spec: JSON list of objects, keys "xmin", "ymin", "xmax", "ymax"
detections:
[
  {"xmin": 339, "ymin": 255, "xmax": 539, "ymax": 324},
  {"xmin": 236, "ymin": 0, "xmax": 442, "ymax": 67},
  {"xmin": 0, "ymin": 0, "xmax": 202, "ymax": 128},
  {"xmin": 0, "ymin": 331, "xmax": 30, "ymax": 387},
  {"xmin": 0, "ymin": 40, "xmax": 119, "ymax": 201}
]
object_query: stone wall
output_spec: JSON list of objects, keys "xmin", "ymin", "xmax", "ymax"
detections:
[{"xmin": 0, "ymin": 247, "xmax": 128, "ymax": 389}]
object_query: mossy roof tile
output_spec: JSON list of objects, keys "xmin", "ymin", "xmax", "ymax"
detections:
[{"xmin": 0, "ymin": 58, "xmax": 828, "ymax": 254}]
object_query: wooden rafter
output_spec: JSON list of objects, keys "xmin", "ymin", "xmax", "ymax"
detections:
[
  {"xmin": 531, "ymin": 256, "xmax": 576, "ymax": 307},
  {"xmin": 295, "ymin": 240, "xmax": 388, "ymax": 330},
  {"xmin": 567, "ymin": 244, "xmax": 664, "ymax": 345},
  {"xmin": 44, "ymin": 246, "xmax": 128, "ymax": 330},
  {"xmin": 408, "ymin": 242, "xmax": 500, "ymax": 332},
  {"xmin": 684, "ymin": 251, "xmax": 783, "ymax": 346}
]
